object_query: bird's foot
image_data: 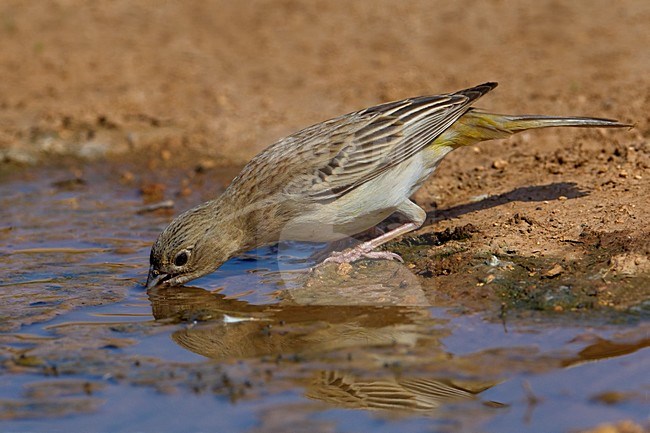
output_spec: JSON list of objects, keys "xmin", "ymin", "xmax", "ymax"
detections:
[{"xmin": 322, "ymin": 243, "xmax": 404, "ymax": 265}]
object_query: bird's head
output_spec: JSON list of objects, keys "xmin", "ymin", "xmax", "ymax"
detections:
[{"xmin": 145, "ymin": 202, "xmax": 242, "ymax": 290}]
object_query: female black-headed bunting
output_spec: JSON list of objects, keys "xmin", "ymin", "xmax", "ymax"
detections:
[{"xmin": 147, "ymin": 82, "xmax": 627, "ymax": 289}]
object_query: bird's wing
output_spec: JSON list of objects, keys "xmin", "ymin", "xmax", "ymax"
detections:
[
  {"xmin": 283, "ymin": 82, "xmax": 497, "ymax": 202},
  {"xmin": 307, "ymin": 370, "xmax": 479, "ymax": 411}
]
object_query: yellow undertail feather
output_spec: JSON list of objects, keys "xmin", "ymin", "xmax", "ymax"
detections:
[{"xmin": 434, "ymin": 109, "xmax": 630, "ymax": 148}]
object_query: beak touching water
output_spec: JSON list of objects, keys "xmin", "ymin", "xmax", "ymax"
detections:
[{"xmin": 145, "ymin": 266, "xmax": 171, "ymax": 290}]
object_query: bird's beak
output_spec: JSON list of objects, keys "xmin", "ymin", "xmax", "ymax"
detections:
[{"xmin": 145, "ymin": 266, "xmax": 169, "ymax": 290}]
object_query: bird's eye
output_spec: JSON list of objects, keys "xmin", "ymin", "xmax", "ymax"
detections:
[{"xmin": 174, "ymin": 250, "xmax": 190, "ymax": 267}]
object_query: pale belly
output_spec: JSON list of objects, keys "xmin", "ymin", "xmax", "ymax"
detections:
[{"xmin": 277, "ymin": 147, "xmax": 452, "ymax": 242}]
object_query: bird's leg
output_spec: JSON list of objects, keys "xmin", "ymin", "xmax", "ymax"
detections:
[
  {"xmin": 307, "ymin": 225, "xmax": 386, "ymax": 262},
  {"xmin": 323, "ymin": 222, "xmax": 419, "ymax": 264},
  {"xmin": 322, "ymin": 200, "xmax": 425, "ymax": 265}
]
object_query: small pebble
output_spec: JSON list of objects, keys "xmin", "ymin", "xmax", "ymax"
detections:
[
  {"xmin": 336, "ymin": 262, "xmax": 353, "ymax": 276},
  {"xmin": 483, "ymin": 274, "xmax": 495, "ymax": 284},
  {"xmin": 543, "ymin": 264, "xmax": 564, "ymax": 278}
]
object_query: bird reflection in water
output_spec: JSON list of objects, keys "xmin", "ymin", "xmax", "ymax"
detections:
[{"xmin": 147, "ymin": 270, "xmax": 504, "ymax": 413}]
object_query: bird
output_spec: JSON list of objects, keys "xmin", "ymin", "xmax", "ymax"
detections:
[{"xmin": 146, "ymin": 82, "xmax": 628, "ymax": 289}]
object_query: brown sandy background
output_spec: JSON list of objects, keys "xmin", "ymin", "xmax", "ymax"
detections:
[
  {"xmin": 0, "ymin": 0, "xmax": 648, "ymax": 306},
  {"xmin": 0, "ymin": 0, "xmax": 646, "ymax": 163}
]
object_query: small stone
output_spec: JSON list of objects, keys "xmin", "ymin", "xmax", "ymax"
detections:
[
  {"xmin": 195, "ymin": 159, "xmax": 217, "ymax": 172},
  {"xmin": 336, "ymin": 262, "xmax": 353, "ymax": 276},
  {"xmin": 619, "ymin": 170, "xmax": 628, "ymax": 178},
  {"xmin": 543, "ymin": 264, "xmax": 564, "ymax": 278},
  {"xmin": 558, "ymin": 196, "xmax": 567, "ymax": 201},
  {"xmin": 486, "ymin": 255, "xmax": 501, "ymax": 267},
  {"xmin": 120, "ymin": 171, "xmax": 135, "ymax": 183},
  {"xmin": 482, "ymin": 274, "xmax": 495, "ymax": 284},
  {"xmin": 470, "ymin": 194, "xmax": 490, "ymax": 203},
  {"xmin": 492, "ymin": 159, "xmax": 508, "ymax": 169}
]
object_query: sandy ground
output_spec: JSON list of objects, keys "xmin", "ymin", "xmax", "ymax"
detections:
[{"xmin": 0, "ymin": 0, "xmax": 648, "ymax": 310}]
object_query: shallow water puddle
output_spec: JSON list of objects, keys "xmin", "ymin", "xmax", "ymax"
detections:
[{"xmin": 0, "ymin": 165, "xmax": 647, "ymax": 432}]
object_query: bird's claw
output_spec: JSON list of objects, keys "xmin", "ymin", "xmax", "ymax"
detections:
[{"xmin": 322, "ymin": 245, "xmax": 404, "ymax": 265}]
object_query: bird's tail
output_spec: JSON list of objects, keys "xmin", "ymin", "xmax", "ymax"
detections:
[
  {"xmin": 435, "ymin": 110, "xmax": 630, "ymax": 148},
  {"xmin": 493, "ymin": 113, "xmax": 629, "ymax": 132}
]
